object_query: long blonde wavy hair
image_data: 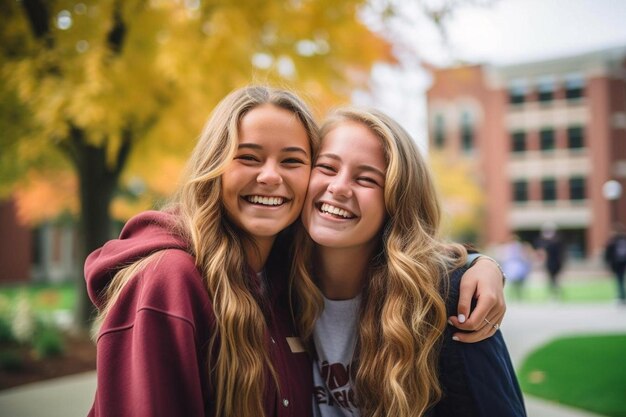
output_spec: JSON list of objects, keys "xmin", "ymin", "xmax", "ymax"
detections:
[
  {"xmin": 298, "ymin": 107, "xmax": 467, "ymax": 417},
  {"xmin": 94, "ymin": 86, "xmax": 322, "ymax": 417}
]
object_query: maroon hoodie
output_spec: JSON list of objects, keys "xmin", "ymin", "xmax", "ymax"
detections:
[{"xmin": 85, "ymin": 210, "xmax": 312, "ymax": 417}]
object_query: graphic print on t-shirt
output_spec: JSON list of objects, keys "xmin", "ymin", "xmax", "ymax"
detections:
[
  {"xmin": 313, "ymin": 294, "xmax": 362, "ymax": 416},
  {"xmin": 314, "ymin": 360, "xmax": 357, "ymax": 410}
]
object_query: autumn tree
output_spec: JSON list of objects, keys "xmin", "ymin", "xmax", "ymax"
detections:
[
  {"xmin": 0, "ymin": 0, "xmax": 392, "ymax": 328},
  {"xmin": 429, "ymin": 151, "xmax": 484, "ymax": 244}
]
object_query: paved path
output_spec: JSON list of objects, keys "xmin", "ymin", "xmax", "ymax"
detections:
[
  {"xmin": 0, "ymin": 371, "xmax": 96, "ymax": 417},
  {"xmin": 1, "ymin": 302, "xmax": 625, "ymax": 417}
]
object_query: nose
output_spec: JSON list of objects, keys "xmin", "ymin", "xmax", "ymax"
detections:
[
  {"xmin": 328, "ymin": 176, "xmax": 352, "ymax": 198},
  {"xmin": 256, "ymin": 162, "xmax": 283, "ymax": 186}
]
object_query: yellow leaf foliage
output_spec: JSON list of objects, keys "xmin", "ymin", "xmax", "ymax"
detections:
[
  {"xmin": 2, "ymin": 0, "xmax": 394, "ymax": 223},
  {"xmin": 429, "ymin": 151, "xmax": 484, "ymax": 241}
]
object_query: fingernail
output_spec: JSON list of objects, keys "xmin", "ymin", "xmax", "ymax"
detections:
[
  {"xmin": 452, "ymin": 336, "xmax": 460, "ymax": 341},
  {"xmin": 458, "ymin": 314, "xmax": 466, "ymax": 323},
  {"xmin": 447, "ymin": 319, "xmax": 453, "ymax": 326}
]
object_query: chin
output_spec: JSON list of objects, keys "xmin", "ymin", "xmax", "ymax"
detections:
[
  {"xmin": 308, "ymin": 231, "xmax": 346, "ymax": 248},
  {"xmin": 249, "ymin": 221, "xmax": 296, "ymax": 239}
]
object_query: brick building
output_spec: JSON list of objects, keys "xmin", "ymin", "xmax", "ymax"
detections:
[
  {"xmin": 0, "ymin": 198, "xmax": 79, "ymax": 284},
  {"xmin": 426, "ymin": 47, "xmax": 626, "ymax": 260},
  {"xmin": 0, "ymin": 199, "xmax": 32, "ymax": 283}
]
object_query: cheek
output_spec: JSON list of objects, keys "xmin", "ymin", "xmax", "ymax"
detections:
[
  {"xmin": 292, "ymin": 169, "xmax": 312, "ymax": 199},
  {"xmin": 368, "ymin": 191, "xmax": 387, "ymax": 223},
  {"xmin": 220, "ymin": 163, "xmax": 239, "ymax": 197},
  {"xmin": 305, "ymin": 172, "xmax": 326, "ymax": 197}
]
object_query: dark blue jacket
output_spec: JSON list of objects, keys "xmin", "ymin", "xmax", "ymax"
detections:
[{"xmin": 431, "ymin": 267, "xmax": 527, "ymax": 417}]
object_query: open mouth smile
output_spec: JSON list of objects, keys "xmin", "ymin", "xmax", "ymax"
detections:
[
  {"xmin": 317, "ymin": 202, "xmax": 357, "ymax": 219},
  {"xmin": 244, "ymin": 195, "xmax": 288, "ymax": 206}
]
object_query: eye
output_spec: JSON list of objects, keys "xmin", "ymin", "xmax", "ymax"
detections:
[
  {"xmin": 283, "ymin": 157, "xmax": 307, "ymax": 166},
  {"xmin": 314, "ymin": 163, "xmax": 337, "ymax": 174},
  {"xmin": 235, "ymin": 154, "xmax": 259, "ymax": 163},
  {"xmin": 356, "ymin": 177, "xmax": 380, "ymax": 187},
  {"xmin": 235, "ymin": 154, "xmax": 261, "ymax": 166}
]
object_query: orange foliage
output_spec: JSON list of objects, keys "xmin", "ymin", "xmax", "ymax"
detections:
[{"xmin": 13, "ymin": 171, "xmax": 79, "ymax": 225}]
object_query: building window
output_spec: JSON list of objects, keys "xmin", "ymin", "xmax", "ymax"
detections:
[
  {"xmin": 567, "ymin": 126, "xmax": 584, "ymax": 149},
  {"xmin": 565, "ymin": 73, "xmax": 585, "ymax": 100},
  {"xmin": 537, "ymin": 76, "xmax": 555, "ymax": 103},
  {"xmin": 569, "ymin": 177, "xmax": 586, "ymax": 200},
  {"xmin": 540, "ymin": 128, "xmax": 555, "ymax": 151},
  {"xmin": 434, "ymin": 114, "xmax": 445, "ymax": 149},
  {"xmin": 511, "ymin": 131, "xmax": 526, "ymax": 152},
  {"xmin": 509, "ymin": 79, "xmax": 527, "ymax": 105},
  {"xmin": 460, "ymin": 111, "xmax": 474, "ymax": 152},
  {"xmin": 541, "ymin": 178, "xmax": 557, "ymax": 201},
  {"xmin": 512, "ymin": 180, "xmax": 528, "ymax": 202}
]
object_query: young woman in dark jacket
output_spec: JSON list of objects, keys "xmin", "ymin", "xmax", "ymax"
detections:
[{"xmin": 299, "ymin": 108, "xmax": 525, "ymax": 417}]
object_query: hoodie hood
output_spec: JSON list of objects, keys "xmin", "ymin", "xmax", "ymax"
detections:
[{"xmin": 85, "ymin": 210, "xmax": 188, "ymax": 308}]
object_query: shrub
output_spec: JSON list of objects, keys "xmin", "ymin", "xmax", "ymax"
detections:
[
  {"xmin": 0, "ymin": 349, "xmax": 24, "ymax": 372},
  {"xmin": 32, "ymin": 324, "xmax": 65, "ymax": 359},
  {"xmin": 0, "ymin": 316, "xmax": 14, "ymax": 343},
  {"xmin": 11, "ymin": 293, "xmax": 36, "ymax": 343},
  {"xmin": 0, "ymin": 295, "xmax": 14, "ymax": 343}
]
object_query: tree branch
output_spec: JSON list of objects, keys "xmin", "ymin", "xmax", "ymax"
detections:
[
  {"xmin": 56, "ymin": 139, "xmax": 80, "ymax": 167},
  {"xmin": 20, "ymin": 0, "xmax": 53, "ymax": 47},
  {"xmin": 107, "ymin": 0, "xmax": 127, "ymax": 55},
  {"xmin": 113, "ymin": 126, "xmax": 133, "ymax": 178},
  {"xmin": 60, "ymin": 122, "xmax": 87, "ymax": 169}
]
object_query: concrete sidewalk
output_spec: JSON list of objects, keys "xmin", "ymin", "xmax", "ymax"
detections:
[
  {"xmin": 0, "ymin": 371, "xmax": 95, "ymax": 417},
  {"xmin": 1, "ymin": 302, "xmax": 625, "ymax": 417}
]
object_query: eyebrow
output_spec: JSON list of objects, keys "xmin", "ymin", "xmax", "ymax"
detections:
[
  {"xmin": 238, "ymin": 143, "xmax": 309, "ymax": 155},
  {"xmin": 318, "ymin": 153, "xmax": 386, "ymax": 178}
]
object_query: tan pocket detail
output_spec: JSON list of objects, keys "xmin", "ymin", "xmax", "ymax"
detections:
[{"xmin": 286, "ymin": 337, "xmax": 305, "ymax": 353}]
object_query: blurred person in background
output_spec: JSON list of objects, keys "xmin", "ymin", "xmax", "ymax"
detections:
[
  {"xmin": 497, "ymin": 234, "xmax": 533, "ymax": 300},
  {"xmin": 535, "ymin": 222, "xmax": 566, "ymax": 299},
  {"xmin": 604, "ymin": 223, "xmax": 626, "ymax": 305}
]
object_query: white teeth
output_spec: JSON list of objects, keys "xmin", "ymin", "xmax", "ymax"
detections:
[
  {"xmin": 320, "ymin": 203, "xmax": 353, "ymax": 219},
  {"xmin": 247, "ymin": 196, "xmax": 284, "ymax": 206}
]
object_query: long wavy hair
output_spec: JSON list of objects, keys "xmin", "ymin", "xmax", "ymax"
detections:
[
  {"xmin": 299, "ymin": 107, "xmax": 466, "ymax": 417},
  {"xmin": 94, "ymin": 86, "xmax": 322, "ymax": 417}
]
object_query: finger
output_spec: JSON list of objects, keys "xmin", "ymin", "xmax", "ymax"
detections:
[
  {"xmin": 447, "ymin": 314, "xmax": 482, "ymax": 329},
  {"xmin": 455, "ymin": 274, "xmax": 478, "ymax": 325},
  {"xmin": 452, "ymin": 327, "xmax": 491, "ymax": 343},
  {"xmin": 466, "ymin": 295, "xmax": 506, "ymax": 331},
  {"xmin": 452, "ymin": 312, "xmax": 504, "ymax": 343},
  {"xmin": 462, "ymin": 292, "xmax": 498, "ymax": 330}
]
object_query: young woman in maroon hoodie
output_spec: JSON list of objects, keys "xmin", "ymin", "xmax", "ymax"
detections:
[{"xmin": 85, "ymin": 86, "xmax": 505, "ymax": 417}]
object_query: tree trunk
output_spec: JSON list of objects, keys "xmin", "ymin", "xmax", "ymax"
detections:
[
  {"xmin": 17, "ymin": 0, "xmax": 132, "ymax": 330},
  {"xmin": 74, "ymin": 143, "xmax": 118, "ymax": 330}
]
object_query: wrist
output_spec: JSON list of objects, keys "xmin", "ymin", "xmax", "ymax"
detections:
[{"xmin": 466, "ymin": 254, "xmax": 507, "ymax": 286}]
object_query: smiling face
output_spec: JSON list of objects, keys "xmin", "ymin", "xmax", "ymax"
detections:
[
  {"xmin": 302, "ymin": 120, "xmax": 387, "ymax": 254},
  {"xmin": 221, "ymin": 104, "xmax": 311, "ymax": 247}
]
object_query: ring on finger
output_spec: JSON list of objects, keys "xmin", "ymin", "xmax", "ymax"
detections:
[{"xmin": 484, "ymin": 317, "xmax": 500, "ymax": 330}]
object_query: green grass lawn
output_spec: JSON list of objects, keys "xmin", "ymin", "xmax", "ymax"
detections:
[
  {"xmin": 518, "ymin": 334, "xmax": 626, "ymax": 417},
  {"xmin": 506, "ymin": 278, "xmax": 617, "ymax": 303},
  {"xmin": 0, "ymin": 282, "xmax": 76, "ymax": 313}
]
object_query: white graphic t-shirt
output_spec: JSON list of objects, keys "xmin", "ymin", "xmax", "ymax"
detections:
[{"xmin": 312, "ymin": 294, "xmax": 362, "ymax": 417}]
